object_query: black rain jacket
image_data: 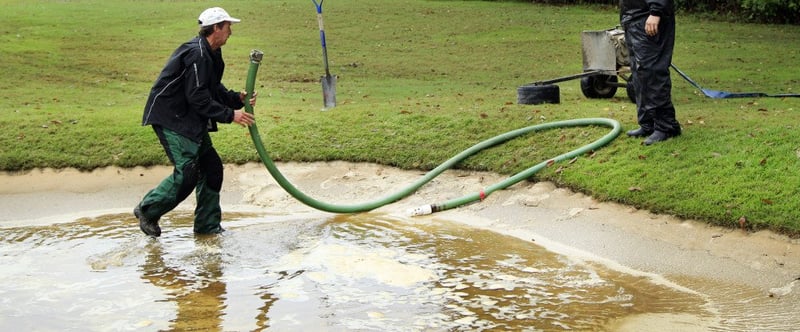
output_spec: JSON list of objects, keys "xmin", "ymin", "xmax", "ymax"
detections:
[
  {"xmin": 142, "ymin": 36, "xmax": 244, "ymax": 142},
  {"xmin": 620, "ymin": 0, "xmax": 674, "ymax": 27}
]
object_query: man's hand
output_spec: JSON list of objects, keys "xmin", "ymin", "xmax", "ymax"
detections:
[
  {"xmin": 645, "ymin": 15, "xmax": 660, "ymax": 36},
  {"xmin": 234, "ymin": 90, "xmax": 257, "ymax": 127},
  {"xmin": 233, "ymin": 110, "xmax": 255, "ymax": 127},
  {"xmin": 240, "ymin": 91, "xmax": 258, "ymax": 107}
]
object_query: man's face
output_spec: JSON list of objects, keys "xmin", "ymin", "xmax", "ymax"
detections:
[{"xmin": 213, "ymin": 22, "xmax": 232, "ymax": 47}]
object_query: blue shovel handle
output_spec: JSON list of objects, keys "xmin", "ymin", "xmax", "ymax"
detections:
[
  {"xmin": 312, "ymin": 0, "xmax": 323, "ymax": 14},
  {"xmin": 312, "ymin": 0, "xmax": 331, "ymax": 75}
]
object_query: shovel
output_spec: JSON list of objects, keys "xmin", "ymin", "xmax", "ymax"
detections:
[
  {"xmin": 313, "ymin": 0, "xmax": 337, "ymax": 109},
  {"xmin": 671, "ymin": 63, "xmax": 799, "ymax": 99}
]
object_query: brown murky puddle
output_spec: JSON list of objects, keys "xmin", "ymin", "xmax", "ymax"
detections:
[{"xmin": 0, "ymin": 212, "xmax": 796, "ymax": 331}]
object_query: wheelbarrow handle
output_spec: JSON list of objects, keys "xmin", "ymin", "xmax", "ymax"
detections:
[{"xmin": 530, "ymin": 70, "xmax": 612, "ymax": 86}]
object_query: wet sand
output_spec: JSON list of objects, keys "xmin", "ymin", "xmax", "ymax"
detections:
[{"xmin": 2, "ymin": 162, "xmax": 799, "ymax": 329}]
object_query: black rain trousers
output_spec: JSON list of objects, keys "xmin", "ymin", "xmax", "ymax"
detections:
[{"xmin": 624, "ymin": 16, "xmax": 681, "ymax": 134}]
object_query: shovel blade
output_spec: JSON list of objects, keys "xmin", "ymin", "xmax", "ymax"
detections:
[
  {"xmin": 321, "ymin": 74, "xmax": 337, "ymax": 109},
  {"xmin": 702, "ymin": 88, "xmax": 766, "ymax": 99}
]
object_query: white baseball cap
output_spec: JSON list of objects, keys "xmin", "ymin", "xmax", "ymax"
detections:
[{"xmin": 198, "ymin": 7, "xmax": 241, "ymax": 27}]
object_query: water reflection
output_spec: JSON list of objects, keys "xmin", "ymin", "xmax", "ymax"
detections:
[
  {"xmin": 302, "ymin": 215, "xmax": 709, "ymax": 331},
  {"xmin": 140, "ymin": 236, "xmax": 226, "ymax": 331},
  {"xmin": 0, "ymin": 211, "xmax": 796, "ymax": 331}
]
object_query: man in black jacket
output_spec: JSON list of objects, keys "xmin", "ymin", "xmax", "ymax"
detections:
[
  {"xmin": 134, "ymin": 7, "xmax": 256, "ymax": 237},
  {"xmin": 621, "ymin": 0, "xmax": 681, "ymax": 145}
]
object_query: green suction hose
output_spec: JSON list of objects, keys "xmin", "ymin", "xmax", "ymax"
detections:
[{"xmin": 243, "ymin": 49, "xmax": 622, "ymax": 216}]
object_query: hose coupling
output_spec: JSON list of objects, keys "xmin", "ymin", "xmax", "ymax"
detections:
[
  {"xmin": 250, "ymin": 49, "xmax": 264, "ymax": 64},
  {"xmin": 407, "ymin": 205, "xmax": 433, "ymax": 217}
]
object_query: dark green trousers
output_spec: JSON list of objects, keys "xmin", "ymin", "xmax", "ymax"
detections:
[{"xmin": 138, "ymin": 126, "xmax": 224, "ymax": 234}]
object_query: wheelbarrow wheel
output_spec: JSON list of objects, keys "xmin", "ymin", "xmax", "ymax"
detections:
[
  {"xmin": 517, "ymin": 84, "xmax": 560, "ymax": 105},
  {"xmin": 580, "ymin": 74, "xmax": 617, "ymax": 99},
  {"xmin": 625, "ymin": 81, "xmax": 636, "ymax": 104}
]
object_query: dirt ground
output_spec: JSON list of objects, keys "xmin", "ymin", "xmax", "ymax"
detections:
[{"xmin": 2, "ymin": 161, "xmax": 799, "ymax": 311}]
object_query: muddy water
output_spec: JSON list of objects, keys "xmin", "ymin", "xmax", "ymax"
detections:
[{"xmin": 0, "ymin": 212, "xmax": 792, "ymax": 331}]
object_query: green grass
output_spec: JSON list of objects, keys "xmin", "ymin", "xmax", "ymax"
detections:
[{"xmin": 2, "ymin": 0, "xmax": 799, "ymax": 235}]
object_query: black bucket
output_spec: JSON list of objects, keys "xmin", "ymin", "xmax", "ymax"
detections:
[{"xmin": 517, "ymin": 84, "xmax": 560, "ymax": 105}]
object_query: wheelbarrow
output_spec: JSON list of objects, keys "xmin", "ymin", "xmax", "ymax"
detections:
[{"xmin": 518, "ymin": 28, "xmax": 633, "ymax": 105}]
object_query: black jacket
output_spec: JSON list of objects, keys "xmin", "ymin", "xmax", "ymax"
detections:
[
  {"xmin": 142, "ymin": 36, "xmax": 244, "ymax": 142},
  {"xmin": 620, "ymin": 0, "xmax": 674, "ymax": 26}
]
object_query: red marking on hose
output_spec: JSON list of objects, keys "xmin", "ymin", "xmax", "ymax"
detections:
[
  {"xmin": 546, "ymin": 159, "xmax": 555, "ymax": 167},
  {"xmin": 479, "ymin": 190, "xmax": 486, "ymax": 201}
]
